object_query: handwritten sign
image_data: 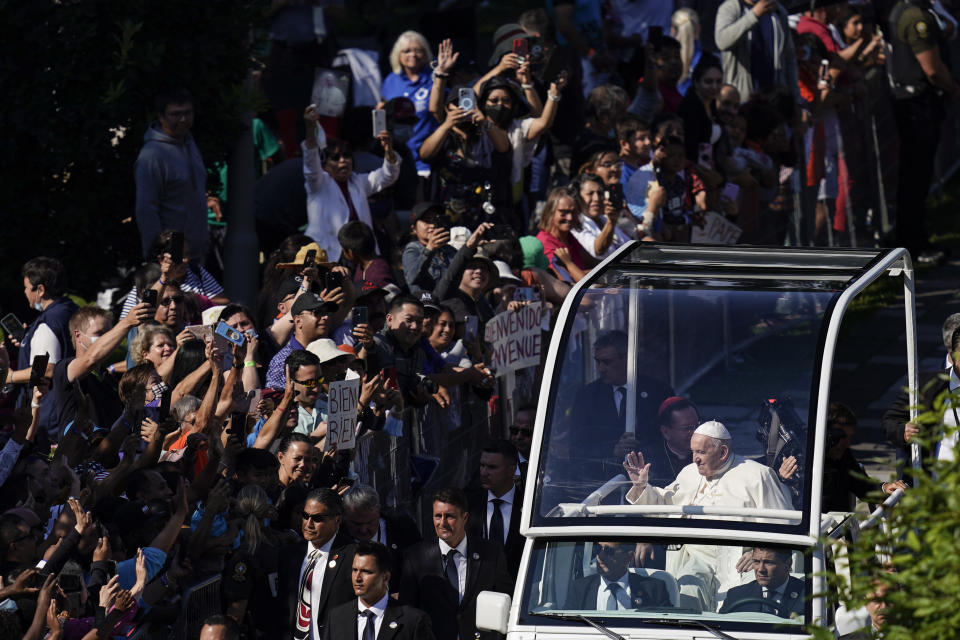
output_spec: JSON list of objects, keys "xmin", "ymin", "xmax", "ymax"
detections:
[
  {"xmin": 691, "ymin": 211, "xmax": 742, "ymax": 245},
  {"xmin": 324, "ymin": 377, "xmax": 360, "ymax": 451},
  {"xmin": 484, "ymin": 303, "xmax": 543, "ymax": 377}
]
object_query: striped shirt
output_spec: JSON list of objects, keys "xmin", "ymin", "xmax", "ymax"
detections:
[{"xmin": 120, "ymin": 265, "xmax": 223, "ymax": 318}]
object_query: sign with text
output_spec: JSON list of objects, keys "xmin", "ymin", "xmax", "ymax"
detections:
[
  {"xmin": 484, "ymin": 303, "xmax": 543, "ymax": 377},
  {"xmin": 691, "ymin": 211, "xmax": 742, "ymax": 245},
  {"xmin": 324, "ymin": 377, "xmax": 360, "ymax": 451}
]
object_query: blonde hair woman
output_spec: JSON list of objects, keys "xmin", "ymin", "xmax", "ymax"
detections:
[
  {"xmin": 382, "ymin": 30, "xmax": 438, "ymax": 174},
  {"xmin": 671, "ymin": 8, "xmax": 701, "ymax": 94}
]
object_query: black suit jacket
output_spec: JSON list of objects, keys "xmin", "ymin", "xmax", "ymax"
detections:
[
  {"xmin": 719, "ymin": 576, "xmax": 805, "ymax": 619},
  {"xmin": 321, "ymin": 597, "xmax": 436, "ymax": 640},
  {"xmin": 563, "ymin": 573, "xmax": 672, "ymax": 610},
  {"xmin": 277, "ymin": 531, "xmax": 358, "ymax": 638},
  {"xmin": 399, "ymin": 535, "xmax": 513, "ymax": 640},
  {"xmin": 381, "ymin": 511, "xmax": 422, "ymax": 592},
  {"xmin": 882, "ymin": 371, "xmax": 951, "ymax": 467},
  {"xmin": 569, "ymin": 376, "xmax": 674, "ymax": 482},
  {"xmin": 466, "ymin": 485, "xmax": 524, "ymax": 580}
]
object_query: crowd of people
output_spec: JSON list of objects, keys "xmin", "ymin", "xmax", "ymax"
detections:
[{"xmin": 0, "ymin": 0, "xmax": 957, "ymax": 638}]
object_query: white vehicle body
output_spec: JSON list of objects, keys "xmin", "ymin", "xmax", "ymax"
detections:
[{"xmin": 478, "ymin": 243, "xmax": 917, "ymax": 639}]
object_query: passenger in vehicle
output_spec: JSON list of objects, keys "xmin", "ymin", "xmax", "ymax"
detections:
[
  {"xmin": 622, "ymin": 420, "xmax": 794, "ymax": 610},
  {"xmin": 563, "ymin": 541, "xmax": 672, "ymax": 611},
  {"xmin": 644, "ymin": 396, "xmax": 699, "ymax": 487},
  {"xmin": 569, "ymin": 330, "xmax": 673, "ymax": 487},
  {"xmin": 779, "ymin": 403, "xmax": 907, "ymax": 512},
  {"xmin": 719, "ymin": 547, "xmax": 804, "ymax": 619}
]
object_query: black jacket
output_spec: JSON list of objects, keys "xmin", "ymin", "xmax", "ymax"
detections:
[
  {"xmin": 466, "ymin": 484, "xmax": 525, "ymax": 580},
  {"xmin": 719, "ymin": 576, "xmax": 805, "ymax": 619},
  {"xmin": 882, "ymin": 370, "xmax": 952, "ymax": 468},
  {"xmin": 277, "ymin": 531, "xmax": 357, "ymax": 638},
  {"xmin": 321, "ymin": 597, "xmax": 436, "ymax": 640},
  {"xmin": 398, "ymin": 535, "xmax": 512, "ymax": 640},
  {"xmin": 379, "ymin": 510, "xmax": 422, "ymax": 593},
  {"xmin": 563, "ymin": 572, "xmax": 672, "ymax": 610}
]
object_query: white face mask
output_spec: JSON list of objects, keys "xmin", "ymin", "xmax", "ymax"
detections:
[
  {"xmin": 84, "ymin": 333, "xmax": 99, "ymax": 345},
  {"xmin": 31, "ymin": 290, "xmax": 43, "ymax": 311}
]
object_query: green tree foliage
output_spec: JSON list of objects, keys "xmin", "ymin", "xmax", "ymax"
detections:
[
  {"xmin": 814, "ymin": 375, "xmax": 960, "ymax": 639},
  {"xmin": 0, "ymin": 0, "xmax": 266, "ymax": 298}
]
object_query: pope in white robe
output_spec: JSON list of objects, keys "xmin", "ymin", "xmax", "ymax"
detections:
[{"xmin": 622, "ymin": 421, "xmax": 796, "ymax": 611}]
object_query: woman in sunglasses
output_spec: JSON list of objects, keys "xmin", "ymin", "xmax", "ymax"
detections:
[{"xmin": 301, "ymin": 104, "xmax": 400, "ymax": 263}]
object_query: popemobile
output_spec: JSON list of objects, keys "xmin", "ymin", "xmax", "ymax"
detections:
[{"xmin": 475, "ymin": 242, "xmax": 919, "ymax": 639}]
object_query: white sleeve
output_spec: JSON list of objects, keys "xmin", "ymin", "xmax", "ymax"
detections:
[{"xmin": 30, "ymin": 323, "xmax": 63, "ymax": 364}]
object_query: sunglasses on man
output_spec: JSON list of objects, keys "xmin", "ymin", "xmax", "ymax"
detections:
[
  {"xmin": 302, "ymin": 511, "xmax": 335, "ymax": 523},
  {"xmin": 509, "ymin": 426, "xmax": 533, "ymax": 437}
]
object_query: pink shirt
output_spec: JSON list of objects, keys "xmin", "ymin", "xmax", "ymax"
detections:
[{"xmin": 536, "ymin": 230, "xmax": 590, "ymax": 273}]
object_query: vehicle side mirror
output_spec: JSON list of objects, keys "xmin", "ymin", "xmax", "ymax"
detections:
[{"xmin": 475, "ymin": 590, "xmax": 511, "ymax": 634}]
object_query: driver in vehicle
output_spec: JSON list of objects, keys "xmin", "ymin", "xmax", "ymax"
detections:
[
  {"xmin": 719, "ymin": 547, "xmax": 804, "ymax": 619},
  {"xmin": 563, "ymin": 541, "xmax": 672, "ymax": 611},
  {"xmin": 622, "ymin": 421, "xmax": 794, "ymax": 610}
]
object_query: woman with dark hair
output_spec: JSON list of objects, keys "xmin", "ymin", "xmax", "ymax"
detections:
[
  {"xmin": 570, "ymin": 173, "xmax": 632, "ymax": 259},
  {"xmin": 677, "ymin": 55, "xmax": 723, "ymax": 164},
  {"xmin": 302, "ymin": 105, "xmax": 400, "ymax": 262},
  {"xmin": 217, "ymin": 304, "xmax": 262, "ymax": 392}
]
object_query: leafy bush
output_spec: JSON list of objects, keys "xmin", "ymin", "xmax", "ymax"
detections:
[
  {"xmin": 814, "ymin": 376, "xmax": 960, "ymax": 639},
  {"xmin": 0, "ymin": 0, "xmax": 266, "ymax": 299}
]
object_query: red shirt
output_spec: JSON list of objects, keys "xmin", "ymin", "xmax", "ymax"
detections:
[{"xmin": 536, "ymin": 230, "xmax": 590, "ymax": 272}]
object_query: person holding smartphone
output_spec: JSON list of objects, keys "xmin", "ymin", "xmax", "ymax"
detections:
[
  {"xmin": 570, "ymin": 173, "xmax": 632, "ymax": 259},
  {"xmin": 302, "ymin": 104, "xmax": 399, "ymax": 262}
]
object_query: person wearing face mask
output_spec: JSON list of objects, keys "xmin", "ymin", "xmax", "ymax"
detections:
[{"xmin": 301, "ymin": 105, "xmax": 400, "ymax": 262}]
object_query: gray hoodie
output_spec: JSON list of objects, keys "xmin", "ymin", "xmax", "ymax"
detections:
[
  {"xmin": 134, "ymin": 123, "xmax": 209, "ymax": 261},
  {"xmin": 714, "ymin": 0, "xmax": 799, "ymax": 103}
]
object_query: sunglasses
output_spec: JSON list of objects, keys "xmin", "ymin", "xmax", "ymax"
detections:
[
  {"xmin": 596, "ymin": 545, "xmax": 626, "ymax": 557},
  {"xmin": 302, "ymin": 511, "xmax": 334, "ymax": 523},
  {"xmin": 326, "ymin": 153, "xmax": 351, "ymax": 161},
  {"xmin": 159, "ymin": 295, "xmax": 184, "ymax": 306},
  {"xmin": 293, "ymin": 377, "xmax": 321, "ymax": 388},
  {"xmin": 509, "ymin": 426, "xmax": 533, "ymax": 437}
]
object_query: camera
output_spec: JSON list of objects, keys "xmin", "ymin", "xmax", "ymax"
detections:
[{"xmin": 416, "ymin": 374, "xmax": 440, "ymax": 396}]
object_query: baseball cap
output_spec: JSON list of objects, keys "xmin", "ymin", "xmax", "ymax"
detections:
[
  {"xmin": 356, "ymin": 280, "xmax": 388, "ymax": 300},
  {"xmin": 276, "ymin": 242, "xmax": 335, "ymax": 269},
  {"xmin": 410, "ymin": 201, "xmax": 445, "ymax": 227},
  {"xmin": 419, "ymin": 291, "xmax": 441, "ymax": 312},
  {"xmin": 489, "ymin": 23, "xmax": 533, "ymax": 68},
  {"xmin": 291, "ymin": 292, "xmax": 338, "ymax": 316}
]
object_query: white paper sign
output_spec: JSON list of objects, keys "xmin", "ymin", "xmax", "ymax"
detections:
[
  {"xmin": 324, "ymin": 377, "xmax": 360, "ymax": 451},
  {"xmin": 691, "ymin": 211, "xmax": 742, "ymax": 245},
  {"xmin": 484, "ymin": 303, "xmax": 543, "ymax": 377}
]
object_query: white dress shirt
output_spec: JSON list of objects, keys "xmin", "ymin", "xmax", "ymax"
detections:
[
  {"xmin": 298, "ymin": 536, "xmax": 335, "ymax": 640},
  {"xmin": 357, "ymin": 592, "xmax": 389, "ymax": 639},
  {"xmin": 595, "ymin": 572, "xmax": 632, "ymax": 610},
  {"xmin": 935, "ymin": 368, "xmax": 960, "ymax": 461},
  {"xmin": 437, "ymin": 536, "xmax": 468, "ymax": 601},
  {"xmin": 486, "ymin": 486, "xmax": 515, "ymax": 544}
]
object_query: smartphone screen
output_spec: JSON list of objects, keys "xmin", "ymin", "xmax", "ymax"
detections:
[
  {"xmin": 352, "ymin": 306, "xmax": 368, "ymax": 327},
  {"xmin": 228, "ymin": 411, "xmax": 246, "ymax": 437},
  {"xmin": 698, "ymin": 142, "xmax": 713, "ymax": 169},
  {"xmin": 0, "ymin": 313, "xmax": 25, "ymax": 342},
  {"xmin": 168, "ymin": 231, "xmax": 184, "ymax": 264},
  {"xmin": 458, "ymin": 87, "xmax": 476, "ymax": 112},
  {"xmin": 29, "ymin": 354, "xmax": 49, "ymax": 388},
  {"xmin": 142, "ymin": 289, "xmax": 158, "ymax": 308},
  {"xmin": 464, "ymin": 315, "xmax": 478, "ymax": 342},
  {"xmin": 371, "ymin": 109, "xmax": 387, "ymax": 137},
  {"xmin": 512, "ymin": 38, "xmax": 529, "ymax": 60},
  {"xmin": 818, "ymin": 59, "xmax": 830, "ymax": 84},
  {"xmin": 304, "ymin": 249, "xmax": 317, "ymax": 269}
]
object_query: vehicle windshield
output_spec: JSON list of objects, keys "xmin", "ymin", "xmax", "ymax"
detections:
[
  {"xmin": 520, "ymin": 539, "xmax": 808, "ymax": 631},
  {"xmin": 534, "ymin": 261, "xmax": 843, "ymax": 531}
]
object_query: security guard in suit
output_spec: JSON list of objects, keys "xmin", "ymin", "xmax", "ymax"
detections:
[{"xmin": 888, "ymin": 0, "xmax": 960, "ymax": 260}]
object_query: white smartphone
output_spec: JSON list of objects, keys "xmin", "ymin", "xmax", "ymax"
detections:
[{"xmin": 371, "ymin": 108, "xmax": 387, "ymax": 136}]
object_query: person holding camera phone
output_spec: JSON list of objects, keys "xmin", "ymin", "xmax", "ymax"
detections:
[
  {"xmin": 302, "ymin": 104, "xmax": 399, "ymax": 263},
  {"xmin": 402, "ymin": 202, "xmax": 457, "ymax": 295},
  {"xmin": 570, "ymin": 173, "xmax": 632, "ymax": 259},
  {"xmin": 432, "ymin": 223, "xmax": 498, "ymax": 327}
]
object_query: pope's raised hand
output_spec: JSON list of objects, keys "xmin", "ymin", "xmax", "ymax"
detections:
[{"xmin": 622, "ymin": 451, "xmax": 650, "ymax": 490}]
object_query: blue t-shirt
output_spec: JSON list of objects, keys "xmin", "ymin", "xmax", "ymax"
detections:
[{"xmin": 381, "ymin": 71, "xmax": 437, "ymax": 174}]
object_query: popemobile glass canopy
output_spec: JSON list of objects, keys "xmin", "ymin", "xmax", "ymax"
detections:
[{"xmin": 524, "ymin": 243, "xmax": 918, "ymax": 541}]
